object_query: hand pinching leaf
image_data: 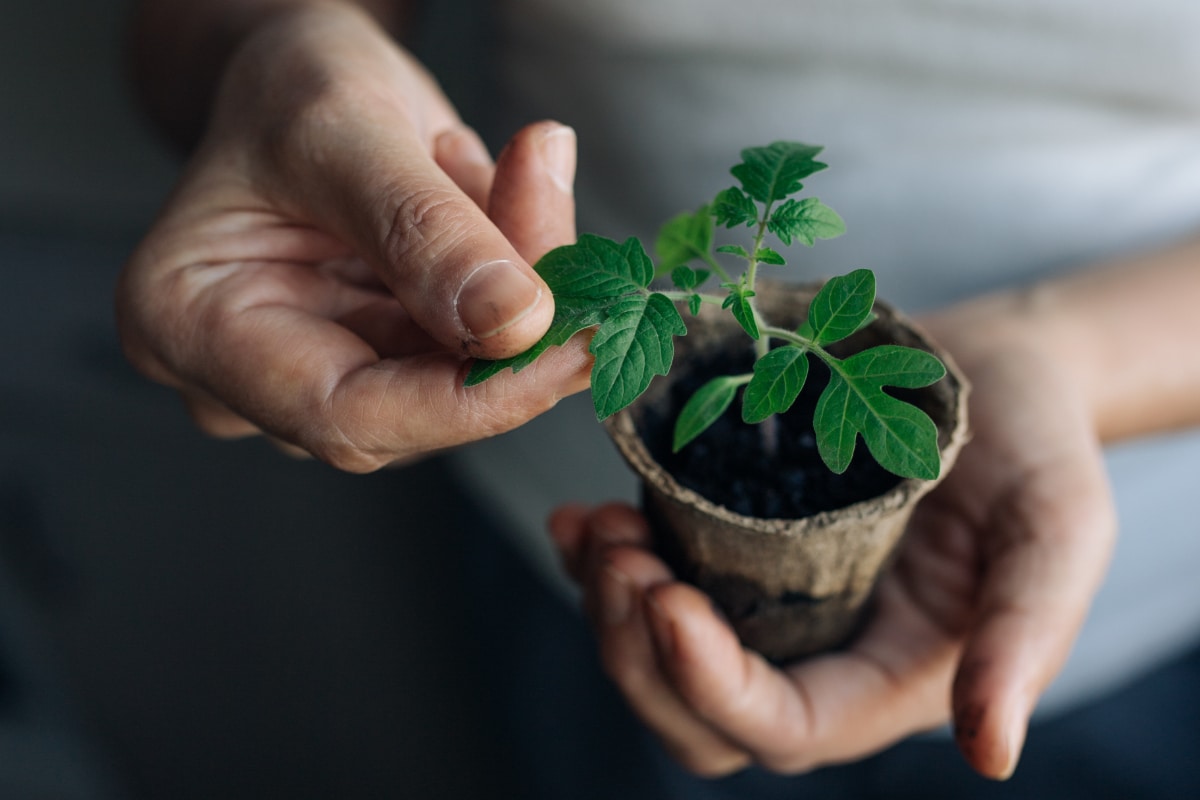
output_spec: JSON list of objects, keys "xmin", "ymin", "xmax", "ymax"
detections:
[{"xmin": 468, "ymin": 234, "xmax": 686, "ymax": 420}]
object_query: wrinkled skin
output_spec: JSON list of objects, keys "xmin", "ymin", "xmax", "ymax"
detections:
[{"xmin": 117, "ymin": 4, "xmax": 590, "ymax": 471}]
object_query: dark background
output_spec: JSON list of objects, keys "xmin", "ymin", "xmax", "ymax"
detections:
[{"xmin": 0, "ymin": 2, "xmax": 516, "ymax": 797}]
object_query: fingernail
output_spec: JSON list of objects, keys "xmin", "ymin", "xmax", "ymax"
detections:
[
  {"xmin": 601, "ymin": 564, "xmax": 633, "ymax": 625},
  {"xmin": 456, "ymin": 259, "xmax": 542, "ymax": 339},
  {"xmin": 540, "ymin": 125, "xmax": 577, "ymax": 194}
]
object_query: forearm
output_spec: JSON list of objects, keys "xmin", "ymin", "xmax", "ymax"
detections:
[
  {"xmin": 127, "ymin": 0, "xmax": 414, "ymax": 150},
  {"xmin": 929, "ymin": 237, "xmax": 1200, "ymax": 443}
]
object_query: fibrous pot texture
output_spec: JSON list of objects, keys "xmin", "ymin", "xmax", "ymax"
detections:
[{"xmin": 605, "ymin": 281, "xmax": 969, "ymax": 663}]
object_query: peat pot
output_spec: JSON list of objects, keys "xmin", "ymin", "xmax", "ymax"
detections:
[{"xmin": 605, "ymin": 281, "xmax": 969, "ymax": 663}]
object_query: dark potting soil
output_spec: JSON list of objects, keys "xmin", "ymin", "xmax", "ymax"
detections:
[{"xmin": 641, "ymin": 348, "xmax": 903, "ymax": 520}]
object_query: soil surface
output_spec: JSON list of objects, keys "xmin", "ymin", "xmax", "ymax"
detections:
[{"xmin": 640, "ymin": 348, "xmax": 903, "ymax": 519}]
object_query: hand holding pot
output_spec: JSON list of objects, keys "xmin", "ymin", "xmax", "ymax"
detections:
[
  {"xmin": 117, "ymin": 3, "xmax": 589, "ymax": 470},
  {"xmin": 550, "ymin": 305, "xmax": 1116, "ymax": 779}
]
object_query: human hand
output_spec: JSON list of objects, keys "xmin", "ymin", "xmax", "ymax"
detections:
[
  {"xmin": 548, "ymin": 300, "xmax": 1116, "ymax": 779},
  {"xmin": 117, "ymin": 3, "xmax": 589, "ymax": 470}
]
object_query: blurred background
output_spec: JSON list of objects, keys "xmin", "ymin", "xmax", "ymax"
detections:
[{"xmin": 0, "ymin": 2, "xmax": 520, "ymax": 797}]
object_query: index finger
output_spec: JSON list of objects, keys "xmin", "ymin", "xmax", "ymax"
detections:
[
  {"xmin": 645, "ymin": 576, "xmax": 958, "ymax": 774},
  {"xmin": 244, "ymin": 19, "xmax": 556, "ymax": 359}
]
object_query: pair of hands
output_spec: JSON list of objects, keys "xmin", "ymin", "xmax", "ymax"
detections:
[{"xmin": 118, "ymin": 2, "xmax": 1117, "ymax": 781}]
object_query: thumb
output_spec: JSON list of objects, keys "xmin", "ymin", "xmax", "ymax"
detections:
[{"xmin": 269, "ymin": 106, "xmax": 555, "ymax": 360}]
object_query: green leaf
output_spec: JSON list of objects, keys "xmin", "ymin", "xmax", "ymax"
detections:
[
  {"xmin": 813, "ymin": 345, "xmax": 947, "ymax": 480},
  {"xmin": 673, "ymin": 375, "xmax": 744, "ymax": 452},
  {"xmin": 755, "ymin": 247, "xmax": 786, "ymax": 265},
  {"xmin": 536, "ymin": 234, "xmax": 652, "ymax": 298},
  {"xmin": 655, "ymin": 206, "xmax": 713, "ymax": 275},
  {"xmin": 731, "ymin": 142, "xmax": 827, "ymax": 205},
  {"xmin": 742, "ymin": 346, "xmax": 810, "ymax": 424},
  {"xmin": 687, "ymin": 294, "xmax": 703, "ymax": 316},
  {"xmin": 590, "ymin": 292, "xmax": 687, "ymax": 420},
  {"xmin": 807, "ymin": 269, "xmax": 876, "ymax": 346},
  {"xmin": 465, "ymin": 295, "xmax": 605, "ymax": 385},
  {"xmin": 767, "ymin": 198, "xmax": 846, "ymax": 246},
  {"xmin": 711, "ymin": 187, "xmax": 757, "ymax": 228},
  {"xmin": 716, "ymin": 244, "xmax": 750, "ymax": 258},
  {"xmin": 670, "ymin": 265, "xmax": 710, "ymax": 291},
  {"xmin": 467, "ymin": 234, "xmax": 657, "ymax": 386},
  {"xmin": 622, "ymin": 236, "xmax": 656, "ymax": 286},
  {"xmin": 721, "ymin": 284, "xmax": 760, "ymax": 340}
]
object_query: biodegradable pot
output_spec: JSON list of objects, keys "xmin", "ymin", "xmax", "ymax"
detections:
[{"xmin": 605, "ymin": 281, "xmax": 969, "ymax": 663}]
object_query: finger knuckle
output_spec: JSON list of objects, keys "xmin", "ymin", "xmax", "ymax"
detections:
[
  {"xmin": 380, "ymin": 185, "xmax": 469, "ymax": 273},
  {"xmin": 306, "ymin": 381, "xmax": 402, "ymax": 474}
]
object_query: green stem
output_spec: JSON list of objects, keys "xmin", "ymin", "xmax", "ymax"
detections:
[
  {"xmin": 760, "ymin": 325, "xmax": 815, "ymax": 350},
  {"xmin": 746, "ymin": 205, "xmax": 774, "ymax": 359},
  {"xmin": 661, "ymin": 290, "xmax": 725, "ymax": 306},
  {"xmin": 759, "ymin": 325, "xmax": 851, "ymax": 375}
]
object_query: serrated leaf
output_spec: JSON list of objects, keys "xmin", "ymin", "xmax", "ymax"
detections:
[
  {"xmin": 670, "ymin": 265, "xmax": 709, "ymax": 291},
  {"xmin": 716, "ymin": 244, "xmax": 750, "ymax": 258},
  {"xmin": 687, "ymin": 294, "xmax": 703, "ymax": 316},
  {"xmin": 590, "ymin": 292, "xmax": 687, "ymax": 419},
  {"xmin": 722, "ymin": 285, "xmax": 759, "ymax": 340},
  {"xmin": 536, "ymin": 234, "xmax": 651, "ymax": 298},
  {"xmin": 465, "ymin": 295, "xmax": 605, "ymax": 385},
  {"xmin": 767, "ymin": 197, "xmax": 846, "ymax": 246},
  {"xmin": 742, "ymin": 346, "xmax": 810, "ymax": 424},
  {"xmin": 655, "ymin": 206, "xmax": 713, "ymax": 275},
  {"xmin": 807, "ymin": 269, "xmax": 875, "ymax": 346},
  {"xmin": 621, "ymin": 236, "xmax": 656, "ymax": 286},
  {"xmin": 468, "ymin": 234, "xmax": 655, "ymax": 385},
  {"xmin": 813, "ymin": 345, "xmax": 947, "ymax": 479},
  {"xmin": 755, "ymin": 247, "xmax": 786, "ymax": 265},
  {"xmin": 673, "ymin": 375, "xmax": 743, "ymax": 452},
  {"xmin": 711, "ymin": 187, "xmax": 758, "ymax": 228},
  {"xmin": 731, "ymin": 142, "xmax": 827, "ymax": 205}
]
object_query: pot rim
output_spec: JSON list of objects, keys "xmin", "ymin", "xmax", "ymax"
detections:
[{"xmin": 604, "ymin": 281, "xmax": 971, "ymax": 536}]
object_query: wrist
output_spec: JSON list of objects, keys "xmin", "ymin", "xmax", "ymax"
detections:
[{"xmin": 921, "ymin": 283, "xmax": 1107, "ymax": 434}]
